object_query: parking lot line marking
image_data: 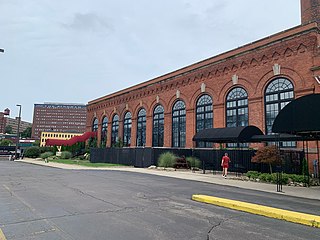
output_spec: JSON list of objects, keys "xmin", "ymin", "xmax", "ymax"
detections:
[
  {"xmin": 0, "ymin": 229, "xmax": 7, "ymax": 240},
  {"xmin": 192, "ymin": 194, "xmax": 320, "ymax": 228}
]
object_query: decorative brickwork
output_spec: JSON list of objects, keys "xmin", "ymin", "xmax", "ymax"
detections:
[{"xmin": 87, "ymin": 2, "xmax": 320, "ymax": 151}]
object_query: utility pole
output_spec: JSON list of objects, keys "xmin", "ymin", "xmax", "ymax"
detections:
[{"xmin": 14, "ymin": 104, "xmax": 22, "ymax": 159}]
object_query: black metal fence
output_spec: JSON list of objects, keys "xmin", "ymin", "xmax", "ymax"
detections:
[{"xmin": 90, "ymin": 147, "xmax": 304, "ymax": 174}]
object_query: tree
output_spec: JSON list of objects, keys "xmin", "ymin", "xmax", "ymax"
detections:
[
  {"xmin": 251, "ymin": 145, "xmax": 280, "ymax": 173},
  {"xmin": 0, "ymin": 139, "xmax": 13, "ymax": 146},
  {"xmin": 21, "ymin": 127, "xmax": 32, "ymax": 138},
  {"xmin": 5, "ymin": 125, "xmax": 13, "ymax": 134}
]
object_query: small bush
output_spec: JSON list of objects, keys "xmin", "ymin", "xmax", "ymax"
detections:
[
  {"xmin": 289, "ymin": 174, "xmax": 305, "ymax": 183},
  {"xmin": 40, "ymin": 152, "xmax": 54, "ymax": 159},
  {"xmin": 245, "ymin": 171, "xmax": 309, "ymax": 185},
  {"xmin": 39, "ymin": 146, "xmax": 56, "ymax": 154},
  {"xmin": 157, "ymin": 152, "xmax": 177, "ymax": 168},
  {"xmin": 60, "ymin": 151, "xmax": 72, "ymax": 159},
  {"xmin": 245, "ymin": 171, "xmax": 260, "ymax": 180},
  {"xmin": 24, "ymin": 146, "xmax": 40, "ymax": 158},
  {"xmin": 186, "ymin": 156, "xmax": 201, "ymax": 168}
]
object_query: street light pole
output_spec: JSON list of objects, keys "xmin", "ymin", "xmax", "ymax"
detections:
[{"xmin": 14, "ymin": 104, "xmax": 22, "ymax": 159}]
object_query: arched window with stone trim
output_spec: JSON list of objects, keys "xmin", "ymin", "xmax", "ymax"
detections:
[
  {"xmin": 92, "ymin": 118, "xmax": 98, "ymax": 132},
  {"xmin": 111, "ymin": 115, "xmax": 119, "ymax": 146},
  {"xmin": 265, "ymin": 77, "xmax": 295, "ymax": 147},
  {"xmin": 226, "ymin": 87, "xmax": 248, "ymax": 148},
  {"xmin": 101, "ymin": 116, "xmax": 108, "ymax": 147},
  {"xmin": 89, "ymin": 118, "xmax": 99, "ymax": 148},
  {"xmin": 123, "ymin": 112, "xmax": 132, "ymax": 147},
  {"xmin": 226, "ymin": 87, "xmax": 248, "ymax": 127},
  {"xmin": 136, "ymin": 108, "xmax": 146, "ymax": 147},
  {"xmin": 196, "ymin": 94, "xmax": 213, "ymax": 148},
  {"xmin": 152, "ymin": 105, "xmax": 164, "ymax": 147},
  {"xmin": 172, "ymin": 100, "xmax": 186, "ymax": 147}
]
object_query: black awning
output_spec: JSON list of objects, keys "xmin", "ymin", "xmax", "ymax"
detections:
[
  {"xmin": 250, "ymin": 133, "xmax": 312, "ymax": 142},
  {"xmin": 272, "ymin": 94, "xmax": 320, "ymax": 138},
  {"xmin": 192, "ymin": 126, "xmax": 264, "ymax": 143}
]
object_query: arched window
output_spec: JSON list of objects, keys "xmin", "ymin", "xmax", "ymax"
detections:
[
  {"xmin": 136, "ymin": 108, "xmax": 146, "ymax": 147},
  {"xmin": 196, "ymin": 94, "xmax": 213, "ymax": 148},
  {"xmin": 226, "ymin": 87, "xmax": 248, "ymax": 148},
  {"xmin": 152, "ymin": 105, "xmax": 164, "ymax": 147},
  {"xmin": 226, "ymin": 87, "xmax": 248, "ymax": 128},
  {"xmin": 92, "ymin": 118, "xmax": 98, "ymax": 132},
  {"xmin": 111, "ymin": 115, "xmax": 119, "ymax": 146},
  {"xmin": 101, "ymin": 117, "xmax": 108, "ymax": 147},
  {"xmin": 265, "ymin": 78, "xmax": 294, "ymax": 147},
  {"xmin": 172, "ymin": 100, "xmax": 186, "ymax": 147},
  {"xmin": 123, "ymin": 112, "xmax": 132, "ymax": 147}
]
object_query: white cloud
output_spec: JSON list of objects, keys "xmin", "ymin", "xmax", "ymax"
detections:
[{"xmin": 0, "ymin": 0, "xmax": 300, "ymax": 122}]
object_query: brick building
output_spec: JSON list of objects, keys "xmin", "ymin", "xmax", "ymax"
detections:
[
  {"xmin": 87, "ymin": 0, "xmax": 320, "ymax": 150},
  {"xmin": 0, "ymin": 108, "xmax": 10, "ymax": 133},
  {"xmin": 32, "ymin": 103, "xmax": 87, "ymax": 140},
  {"xmin": 5, "ymin": 117, "xmax": 32, "ymax": 134}
]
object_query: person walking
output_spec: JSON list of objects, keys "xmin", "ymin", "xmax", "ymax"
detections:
[{"xmin": 221, "ymin": 153, "xmax": 230, "ymax": 178}]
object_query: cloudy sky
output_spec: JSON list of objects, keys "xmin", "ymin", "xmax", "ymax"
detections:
[{"xmin": 0, "ymin": 0, "xmax": 300, "ymax": 122}]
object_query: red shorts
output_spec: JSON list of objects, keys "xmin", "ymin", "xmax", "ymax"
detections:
[{"xmin": 222, "ymin": 164, "xmax": 229, "ymax": 168}]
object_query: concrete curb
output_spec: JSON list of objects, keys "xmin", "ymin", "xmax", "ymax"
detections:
[{"xmin": 192, "ymin": 194, "xmax": 320, "ymax": 228}]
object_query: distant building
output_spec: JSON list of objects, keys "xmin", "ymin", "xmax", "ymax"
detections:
[
  {"xmin": 40, "ymin": 131, "xmax": 83, "ymax": 147},
  {"xmin": 32, "ymin": 103, "xmax": 87, "ymax": 139},
  {"xmin": 6, "ymin": 117, "xmax": 32, "ymax": 134},
  {"xmin": 0, "ymin": 108, "xmax": 10, "ymax": 133}
]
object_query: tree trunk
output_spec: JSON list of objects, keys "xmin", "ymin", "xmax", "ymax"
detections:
[{"xmin": 269, "ymin": 163, "xmax": 273, "ymax": 174}]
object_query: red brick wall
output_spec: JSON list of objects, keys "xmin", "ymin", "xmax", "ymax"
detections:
[
  {"xmin": 87, "ymin": 25, "xmax": 320, "ymax": 152},
  {"xmin": 301, "ymin": 0, "xmax": 320, "ymax": 26}
]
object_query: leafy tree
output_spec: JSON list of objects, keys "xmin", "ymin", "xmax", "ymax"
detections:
[
  {"xmin": 0, "ymin": 139, "xmax": 13, "ymax": 146},
  {"xmin": 24, "ymin": 146, "xmax": 40, "ymax": 158},
  {"xmin": 5, "ymin": 125, "xmax": 13, "ymax": 134},
  {"xmin": 251, "ymin": 145, "xmax": 280, "ymax": 174},
  {"xmin": 21, "ymin": 127, "xmax": 32, "ymax": 138},
  {"xmin": 32, "ymin": 140, "xmax": 40, "ymax": 146}
]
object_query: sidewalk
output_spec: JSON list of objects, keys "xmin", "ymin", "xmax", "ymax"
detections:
[{"xmin": 17, "ymin": 158, "xmax": 320, "ymax": 201}]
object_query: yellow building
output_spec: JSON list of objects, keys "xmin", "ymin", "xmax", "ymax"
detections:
[{"xmin": 40, "ymin": 132, "xmax": 83, "ymax": 147}]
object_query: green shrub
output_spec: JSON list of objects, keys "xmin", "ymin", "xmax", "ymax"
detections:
[
  {"xmin": 157, "ymin": 152, "xmax": 177, "ymax": 168},
  {"xmin": 186, "ymin": 156, "xmax": 201, "ymax": 168},
  {"xmin": 245, "ymin": 171, "xmax": 260, "ymax": 179},
  {"xmin": 245, "ymin": 171, "xmax": 309, "ymax": 185},
  {"xmin": 39, "ymin": 146, "xmax": 55, "ymax": 154},
  {"xmin": 289, "ymin": 174, "xmax": 305, "ymax": 183},
  {"xmin": 24, "ymin": 146, "xmax": 40, "ymax": 158},
  {"xmin": 60, "ymin": 151, "xmax": 72, "ymax": 159},
  {"xmin": 40, "ymin": 152, "xmax": 54, "ymax": 159}
]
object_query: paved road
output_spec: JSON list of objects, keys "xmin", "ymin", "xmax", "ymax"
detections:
[{"xmin": 0, "ymin": 161, "xmax": 319, "ymax": 240}]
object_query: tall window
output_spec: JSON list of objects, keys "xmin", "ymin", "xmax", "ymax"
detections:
[
  {"xmin": 153, "ymin": 105, "xmax": 164, "ymax": 147},
  {"xmin": 265, "ymin": 78, "xmax": 294, "ymax": 147},
  {"xmin": 196, "ymin": 95, "xmax": 213, "ymax": 148},
  {"xmin": 123, "ymin": 112, "xmax": 132, "ymax": 147},
  {"xmin": 111, "ymin": 115, "xmax": 119, "ymax": 146},
  {"xmin": 226, "ymin": 87, "xmax": 248, "ymax": 148},
  {"xmin": 136, "ymin": 108, "xmax": 146, "ymax": 147},
  {"xmin": 92, "ymin": 118, "xmax": 98, "ymax": 131},
  {"xmin": 90, "ymin": 118, "xmax": 98, "ymax": 148},
  {"xmin": 226, "ymin": 87, "xmax": 248, "ymax": 127},
  {"xmin": 101, "ymin": 117, "xmax": 108, "ymax": 147},
  {"xmin": 172, "ymin": 100, "xmax": 186, "ymax": 147}
]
